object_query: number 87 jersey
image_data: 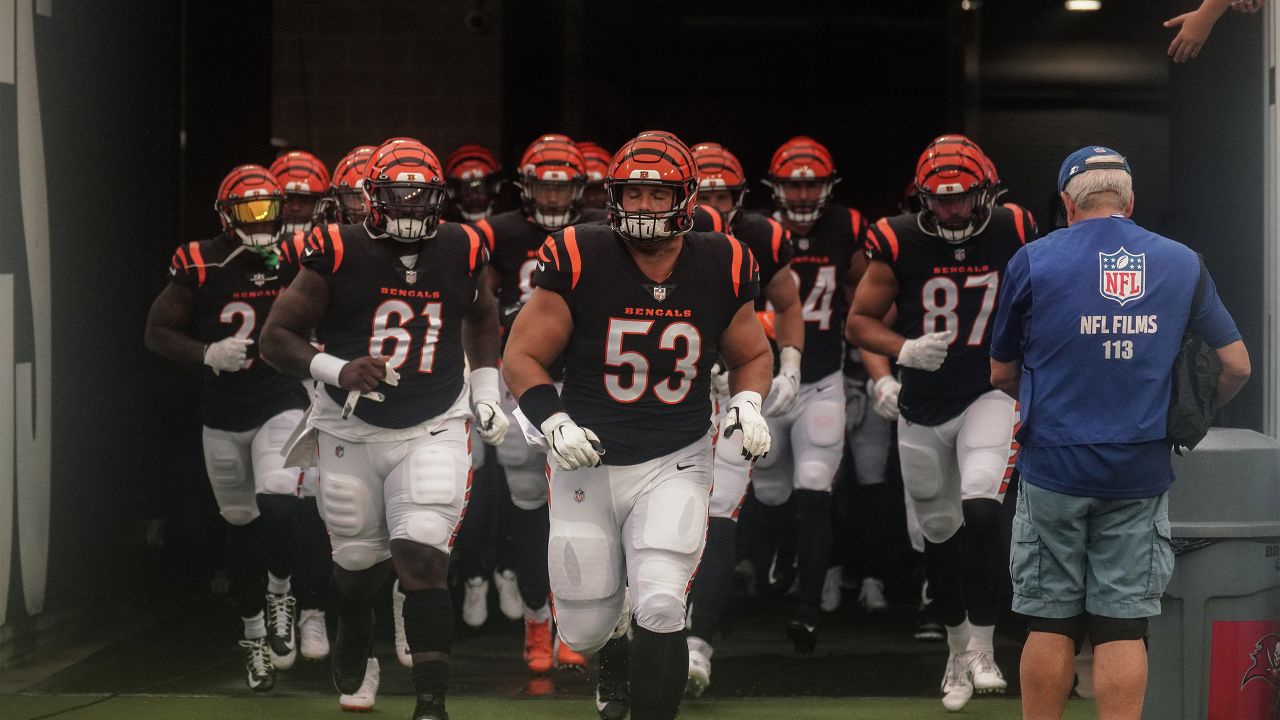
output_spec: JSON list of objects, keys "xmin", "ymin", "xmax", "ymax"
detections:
[
  {"xmin": 865, "ymin": 204, "xmax": 1035, "ymax": 425},
  {"xmin": 533, "ymin": 223, "xmax": 760, "ymax": 466}
]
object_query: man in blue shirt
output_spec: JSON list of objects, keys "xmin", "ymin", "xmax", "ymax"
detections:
[{"xmin": 989, "ymin": 146, "xmax": 1251, "ymax": 720}]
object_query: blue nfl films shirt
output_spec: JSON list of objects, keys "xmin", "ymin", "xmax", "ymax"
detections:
[{"xmin": 989, "ymin": 216, "xmax": 1240, "ymax": 498}]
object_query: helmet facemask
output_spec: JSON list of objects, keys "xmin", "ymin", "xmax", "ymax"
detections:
[
  {"xmin": 447, "ymin": 173, "xmax": 500, "ymax": 222},
  {"xmin": 365, "ymin": 181, "xmax": 445, "ymax": 242},
  {"xmin": 219, "ymin": 195, "xmax": 283, "ymax": 252},
  {"xmin": 520, "ymin": 175, "xmax": 585, "ymax": 231},
  {"xmin": 917, "ymin": 187, "xmax": 991, "ymax": 244},
  {"xmin": 769, "ymin": 176, "xmax": 838, "ymax": 225},
  {"xmin": 607, "ymin": 180, "xmax": 695, "ymax": 245},
  {"xmin": 697, "ymin": 182, "xmax": 748, "ymax": 227},
  {"xmin": 280, "ymin": 190, "xmax": 327, "ymax": 234}
]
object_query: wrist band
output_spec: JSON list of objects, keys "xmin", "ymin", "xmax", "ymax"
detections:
[
  {"xmin": 518, "ymin": 383, "xmax": 565, "ymax": 428},
  {"xmin": 309, "ymin": 352, "xmax": 348, "ymax": 387},
  {"xmin": 469, "ymin": 367, "xmax": 501, "ymax": 405}
]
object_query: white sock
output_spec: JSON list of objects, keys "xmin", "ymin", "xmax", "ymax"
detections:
[
  {"xmin": 267, "ymin": 572, "xmax": 291, "ymax": 595},
  {"xmin": 968, "ymin": 624, "xmax": 995, "ymax": 655},
  {"xmin": 946, "ymin": 620, "xmax": 972, "ymax": 655},
  {"xmin": 243, "ymin": 611, "xmax": 267, "ymax": 640},
  {"xmin": 524, "ymin": 603, "xmax": 551, "ymax": 622}
]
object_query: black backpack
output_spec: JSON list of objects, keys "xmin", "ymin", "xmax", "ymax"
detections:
[{"xmin": 1167, "ymin": 254, "xmax": 1220, "ymax": 453}]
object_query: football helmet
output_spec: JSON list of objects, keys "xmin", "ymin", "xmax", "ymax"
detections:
[
  {"xmin": 330, "ymin": 145, "xmax": 376, "ymax": 224},
  {"xmin": 606, "ymin": 130, "xmax": 698, "ymax": 244},
  {"xmin": 444, "ymin": 144, "xmax": 503, "ymax": 221},
  {"xmin": 914, "ymin": 134, "xmax": 992, "ymax": 243},
  {"xmin": 576, "ymin": 141, "xmax": 612, "ymax": 210},
  {"xmin": 764, "ymin": 136, "xmax": 839, "ymax": 225},
  {"xmin": 268, "ymin": 150, "xmax": 331, "ymax": 234},
  {"xmin": 215, "ymin": 164, "xmax": 285, "ymax": 250},
  {"xmin": 363, "ymin": 137, "xmax": 446, "ymax": 242},
  {"xmin": 517, "ymin": 134, "xmax": 586, "ymax": 230},
  {"xmin": 692, "ymin": 142, "xmax": 748, "ymax": 226}
]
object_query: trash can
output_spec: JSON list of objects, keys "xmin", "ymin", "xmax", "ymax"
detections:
[{"xmin": 1144, "ymin": 428, "xmax": 1280, "ymax": 720}]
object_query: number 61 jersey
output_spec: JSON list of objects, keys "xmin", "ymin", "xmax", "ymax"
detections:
[
  {"xmin": 533, "ymin": 224, "xmax": 760, "ymax": 466},
  {"xmin": 301, "ymin": 221, "xmax": 488, "ymax": 429},
  {"xmin": 865, "ymin": 204, "xmax": 1035, "ymax": 425}
]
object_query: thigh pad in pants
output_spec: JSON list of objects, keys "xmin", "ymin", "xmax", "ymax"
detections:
[
  {"xmin": 386, "ymin": 425, "xmax": 469, "ymax": 554},
  {"xmin": 897, "ymin": 418, "xmax": 963, "ymax": 544},
  {"xmin": 203, "ymin": 427, "xmax": 258, "ymax": 525},
  {"xmin": 547, "ymin": 463, "xmax": 623, "ymax": 602},
  {"xmin": 253, "ymin": 409, "xmax": 306, "ymax": 496},
  {"xmin": 792, "ymin": 392, "xmax": 845, "ymax": 493},
  {"xmin": 750, "ymin": 414, "xmax": 793, "ymax": 506},
  {"xmin": 317, "ymin": 434, "xmax": 389, "ymax": 571}
]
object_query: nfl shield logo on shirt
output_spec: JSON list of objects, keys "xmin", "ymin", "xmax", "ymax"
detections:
[
  {"xmin": 652, "ymin": 285, "xmax": 668, "ymax": 301},
  {"xmin": 405, "ymin": 269, "xmax": 418, "ymax": 285},
  {"xmin": 1099, "ymin": 248, "xmax": 1146, "ymax": 306}
]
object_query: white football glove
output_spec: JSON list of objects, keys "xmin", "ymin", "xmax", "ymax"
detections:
[
  {"xmin": 709, "ymin": 361, "xmax": 730, "ymax": 399},
  {"xmin": 723, "ymin": 391, "xmax": 771, "ymax": 462},
  {"xmin": 762, "ymin": 346, "xmax": 802, "ymax": 417},
  {"xmin": 541, "ymin": 412, "xmax": 604, "ymax": 471},
  {"xmin": 204, "ymin": 336, "xmax": 252, "ymax": 374},
  {"xmin": 469, "ymin": 368, "xmax": 510, "ymax": 446},
  {"xmin": 896, "ymin": 331, "xmax": 954, "ymax": 372},
  {"xmin": 869, "ymin": 375, "xmax": 902, "ymax": 422}
]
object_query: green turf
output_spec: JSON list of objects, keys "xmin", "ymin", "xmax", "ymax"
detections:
[{"xmin": 1, "ymin": 694, "xmax": 1100, "ymax": 720}]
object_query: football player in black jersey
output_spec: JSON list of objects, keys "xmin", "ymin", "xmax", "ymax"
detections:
[
  {"xmin": 747, "ymin": 136, "xmax": 870, "ymax": 654},
  {"xmin": 145, "ymin": 165, "xmax": 317, "ymax": 692},
  {"xmin": 682, "ymin": 141, "xmax": 802, "ymax": 695},
  {"xmin": 261, "ymin": 137, "xmax": 509, "ymax": 720},
  {"xmin": 576, "ymin": 140, "xmax": 613, "ymax": 210},
  {"xmin": 848, "ymin": 135, "xmax": 1034, "ymax": 712},
  {"xmin": 270, "ymin": 150, "xmax": 332, "ymax": 236},
  {"xmin": 443, "ymin": 144, "xmax": 503, "ymax": 223},
  {"xmin": 503, "ymin": 131, "xmax": 773, "ymax": 720},
  {"xmin": 471, "ymin": 134, "xmax": 590, "ymax": 674}
]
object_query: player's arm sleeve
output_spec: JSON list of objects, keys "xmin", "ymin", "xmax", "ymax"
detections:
[
  {"xmin": 1189, "ymin": 268, "xmax": 1243, "ymax": 348},
  {"xmin": 692, "ymin": 204, "xmax": 723, "ymax": 233},
  {"xmin": 864, "ymin": 218, "xmax": 898, "ymax": 264},
  {"xmin": 531, "ymin": 231, "xmax": 579, "ymax": 295},
  {"xmin": 460, "ymin": 223, "xmax": 489, "ymax": 276},
  {"xmin": 989, "ymin": 246, "xmax": 1032, "ymax": 362},
  {"xmin": 167, "ymin": 242, "xmax": 202, "ymax": 288},
  {"xmin": 300, "ymin": 224, "xmax": 342, "ymax": 276},
  {"xmin": 726, "ymin": 236, "xmax": 761, "ymax": 304}
]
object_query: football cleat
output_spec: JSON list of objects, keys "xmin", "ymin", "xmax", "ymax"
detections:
[
  {"xmin": 595, "ymin": 678, "xmax": 630, "ymax": 720},
  {"xmin": 265, "ymin": 592, "xmax": 298, "ymax": 670},
  {"xmin": 786, "ymin": 618, "xmax": 818, "ymax": 655},
  {"xmin": 239, "ymin": 637, "xmax": 276, "ymax": 692},
  {"xmin": 393, "ymin": 580, "xmax": 413, "ymax": 668},
  {"xmin": 686, "ymin": 635, "xmax": 713, "ymax": 698},
  {"xmin": 941, "ymin": 651, "xmax": 975, "ymax": 711},
  {"xmin": 858, "ymin": 577, "xmax": 889, "ymax": 614},
  {"xmin": 554, "ymin": 634, "xmax": 587, "ymax": 670},
  {"xmin": 412, "ymin": 692, "xmax": 449, "ymax": 720},
  {"xmin": 966, "ymin": 650, "xmax": 1008, "ymax": 694},
  {"xmin": 524, "ymin": 618, "xmax": 554, "ymax": 674},
  {"xmin": 298, "ymin": 608, "xmax": 330, "ymax": 660},
  {"xmin": 493, "ymin": 569, "xmax": 524, "ymax": 621},
  {"xmin": 820, "ymin": 566, "xmax": 843, "ymax": 613},
  {"xmin": 331, "ymin": 608, "xmax": 374, "ymax": 695},
  {"xmin": 461, "ymin": 576, "xmax": 489, "ymax": 628},
  {"xmin": 338, "ymin": 657, "xmax": 380, "ymax": 712}
]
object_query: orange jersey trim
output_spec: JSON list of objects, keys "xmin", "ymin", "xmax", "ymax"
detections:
[
  {"xmin": 706, "ymin": 206, "xmax": 724, "ymax": 233},
  {"xmin": 475, "ymin": 218, "xmax": 495, "ymax": 251},
  {"xmin": 728, "ymin": 236, "xmax": 744, "ymax": 297},
  {"xmin": 848, "ymin": 208, "xmax": 863, "ymax": 236},
  {"xmin": 874, "ymin": 218, "xmax": 899, "ymax": 263},
  {"xmin": 324, "ymin": 223, "xmax": 344, "ymax": 273},
  {"xmin": 187, "ymin": 241, "xmax": 206, "ymax": 286},
  {"xmin": 563, "ymin": 225, "xmax": 582, "ymax": 289},
  {"xmin": 461, "ymin": 223, "xmax": 483, "ymax": 272},
  {"xmin": 768, "ymin": 218, "xmax": 783, "ymax": 263},
  {"xmin": 1010, "ymin": 206, "xmax": 1028, "ymax": 245}
]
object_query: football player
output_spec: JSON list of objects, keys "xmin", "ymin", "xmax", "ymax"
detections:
[
  {"xmin": 261, "ymin": 137, "xmax": 510, "ymax": 720},
  {"xmin": 329, "ymin": 146, "xmax": 377, "ymax": 225},
  {"xmin": 144, "ymin": 165, "xmax": 315, "ymax": 691},
  {"xmin": 749, "ymin": 136, "xmax": 870, "ymax": 654},
  {"xmin": 270, "ymin": 150, "xmax": 332, "ymax": 235},
  {"xmin": 443, "ymin": 144, "xmax": 503, "ymax": 222},
  {"xmin": 469, "ymin": 134, "xmax": 590, "ymax": 674},
  {"xmin": 503, "ymin": 130, "xmax": 772, "ymax": 720},
  {"xmin": 682, "ymin": 141, "xmax": 801, "ymax": 696},
  {"xmin": 575, "ymin": 140, "xmax": 613, "ymax": 210},
  {"xmin": 847, "ymin": 135, "xmax": 1035, "ymax": 712}
]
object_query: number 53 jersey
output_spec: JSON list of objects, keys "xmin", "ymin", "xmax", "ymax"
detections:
[
  {"xmin": 532, "ymin": 224, "xmax": 760, "ymax": 466},
  {"xmin": 301, "ymin": 222, "xmax": 488, "ymax": 429},
  {"xmin": 865, "ymin": 204, "xmax": 1035, "ymax": 425}
]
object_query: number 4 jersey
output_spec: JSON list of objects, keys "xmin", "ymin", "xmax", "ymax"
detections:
[
  {"xmin": 301, "ymin": 221, "xmax": 488, "ymax": 429},
  {"xmin": 167, "ymin": 233, "xmax": 310, "ymax": 432},
  {"xmin": 533, "ymin": 224, "xmax": 760, "ymax": 466},
  {"xmin": 865, "ymin": 204, "xmax": 1036, "ymax": 425}
]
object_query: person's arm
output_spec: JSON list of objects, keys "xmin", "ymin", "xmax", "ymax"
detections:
[
  {"xmin": 842, "ymin": 249, "xmax": 869, "ymax": 304},
  {"xmin": 462, "ymin": 279, "xmax": 501, "ymax": 370},
  {"xmin": 766, "ymin": 265, "xmax": 803, "ymax": 351},
  {"xmin": 1165, "ymin": 0, "xmax": 1236, "ymax": 63},
  {"xmin": 846, "ymin": 260, "xmax": 906, "ymax": 357},
  {"xmin": 144, "ymin": 283, "xmax": 203, "ymax": 364},
  {"xmin": 990, "ymin": 358, "xmax": 1021, "ymax": 399},
  {"xmin": 1214, "ymin": 340, "xmax": 1251, "ymax": 405},
  {"xmin": 719, "ymin": 301, "xmax": 774, "ymax": 398},
  {"xmin": 501, "ymin": 287, "xmax": 573, "ymax": 399}
]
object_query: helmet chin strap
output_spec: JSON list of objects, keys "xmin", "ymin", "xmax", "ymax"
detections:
[{"xmin": 235, "ymin": 228, "xmax": 279, "ymax": 249}]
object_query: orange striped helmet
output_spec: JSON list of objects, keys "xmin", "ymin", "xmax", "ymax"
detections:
[
  {"xmin": 269, "ymin": 150, "xmax": 331, "ymax": 234},
  {"xmin": 692, "ymin": 142, "xmax": 748, "ymax": 226},
  {"xmin": 765, "ymin": 136, "xmax": 840, "ymax": 225},
  {"xmin": 518, "ymin": 134, "xmax": 586, "ymax": 231},
  {"xmin": 576, "ymin": 141, "xmax": 612, "ymax": 210},
  {"xmin": 607, "ymin": 130, "xmax": 699, "ymax": 244},
  {"xmin": 215, "ymin": 164, "xmax": 284, "ymax": 250},
  {"xmin": 445, "ymin": 144, "xmax": 503, "ymax": 221},
  {"xmin": 363, "ymin": 137, "xmax": 446, "ymax": 242},
  {"xmin": 330, "ymin": 145, "xmax": 376, "ymax": 224},
  {"xmin": 914, "ymin": 134, "xmax": 992, "ymax": 243}
]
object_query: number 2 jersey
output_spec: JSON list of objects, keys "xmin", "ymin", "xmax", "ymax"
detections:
[
  {"xmin": 865, "ymin": 204, "xmax": 1036, "ymax": 425},
  {"xmin": 532, "ymin": 225, "xmax": 760, "ymax": 466},
  {"xmin": 167, "ymin": 233, "xmax": 310, "ymax": 432},
  {"xmin": 300, "ymin": 221, "xmax": 488, "ymax": 429}
]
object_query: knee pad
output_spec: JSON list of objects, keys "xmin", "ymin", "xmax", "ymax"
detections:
[
  {"xmin": 962, "ymin": 498, "xmax": 1003, "ymax": 530},
  {"xmin": 918, "ymin": 503, "xmax": 964, "ymax": 545},
  {"xmin": 750, "ymin": 468, "xmax": 792, "ymax": 507},
  {"xmin": 496, "ymin": 428, "xmax": 536, "ymax": 471},
  {"xmin": 1088, "ymin": 615, "xmax": 1149, "ymax": 647},
  {"xmin": 555, "ymin": 595, "xmax": 626, "ymax": 655},
  {"xmin": 259, "ymin": 469, "xmax": 302, "ymax": 496},
  {"xmin": 795, "ymin": 459, "xmax": 837, "ymax": 493},
  {"xmin": 799, "ymin": 400, "xmax": 845, "ymax": 449},
  {"xmin": 1026, "ymin": 613, "xmax": 1088, "ymax": 654},
  {"xmin": 505, "ymin": 467, "xmax": 549, "ymax": 511},
  {"xmin": 633, "ymin": 592, "xmax": 687, "ymax": 634},
  {"xmin": 333, "ymin": 540, "xmax": 388, "ymax": 572}
]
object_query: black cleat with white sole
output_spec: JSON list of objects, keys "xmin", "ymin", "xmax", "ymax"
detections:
[
  {"xmin": 239, "ymin": 637, "xmax": 276, "ymax": 692},
  {"xmin": 412, "ymin": 692, "xmax": 449, "ymax": 720}
]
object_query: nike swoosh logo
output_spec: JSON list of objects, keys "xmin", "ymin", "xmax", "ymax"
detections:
[
  {"xmin": 537, "ymin": 262, "xmax": 546, "ymax": 271},
  {"xmin": 429, "ymin": 428, "xmax": 448, "ymax": 436},
  {"xmin": 815, "ymin": 385, "xmax": 831, "ymax": 393},
  {"xmin": 676, "ymin": 462, "xmax": 694, "ymax": 471}
]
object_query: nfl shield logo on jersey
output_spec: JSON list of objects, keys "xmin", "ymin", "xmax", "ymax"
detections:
[
  {"xmin": 405, "ymin": 269, "xmax": 418, "ymax": 285},
  {"xmin": 797, "ymin": 238, "xmax": 811, "ymax": 251},
  {"xmin": 1099, "ymin": 248, "xmax": 1146, "ymax": 306},
  {"xmin": 574, "ymin": 488, "xmax": 585, "ymax": 503},
  {"xmin": 954, "ymin": 247, "xmax": 966, "ymax": 261},
  {"xmin": 652, "ymin": 285, "xmax": 668, "ymax": 301},
  {"xmin": 250, "ymin": 272, "xmax": 267, "ymax": 287}
]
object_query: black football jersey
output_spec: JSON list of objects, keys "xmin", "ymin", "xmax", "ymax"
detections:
[
  {"xmin": 532, "ymin": 224, "xmax": 760, "ymax": 466},
  {"xmin": 769, "ymin": 203, "xmax": 868, "ymax": 382},
  {"xmin": 301, "ymin": 221, "xmax": 488, "ymax": 428},
  {"xmin": 692, "ymin": 205, "xmax": 794, "ymax": 299},
  {"xmin": 167, "ymin": 234, "xmax": 309, "ymax": 432},
  {"xmin": 865, "ymin": 204, "xmax": 1036, "ymax": 425},
  {"xmin": 473, "ymin": 210, "xmax": 548, "ymax": 312}
]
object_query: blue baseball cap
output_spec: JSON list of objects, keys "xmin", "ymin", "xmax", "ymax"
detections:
[{"xmin": 1058, "ymin": 146, "xmax": 1131, "ymax": 193}]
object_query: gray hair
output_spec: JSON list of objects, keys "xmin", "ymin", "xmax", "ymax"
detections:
[{"xmin": 1064, "ymin": 155, "xmax": 1132, "ymax": 212}]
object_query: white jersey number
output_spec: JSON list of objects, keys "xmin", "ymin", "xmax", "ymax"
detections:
[
  {"xmin": 921, "ymin": 271, "xmax": 999, "ymax": 346},
  {"xmin": 369, "ymin": 300, "xmax": 444, "ymax": 373},
  {"xmin": 220, "ymin": 301, "xmax": 256, "ymax": 369},
  {"xmin": 604, "ymin": 319, "xmax": 702, "ymax": 404},
  {"xmin": 795, "ymin": 265, "xmax": 837, "ymax": 330}
]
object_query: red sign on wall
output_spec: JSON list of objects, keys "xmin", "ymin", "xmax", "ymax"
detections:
[{"xmin": 1208, "ymin": 620, "xmax": 1280, "ymax": 720}]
